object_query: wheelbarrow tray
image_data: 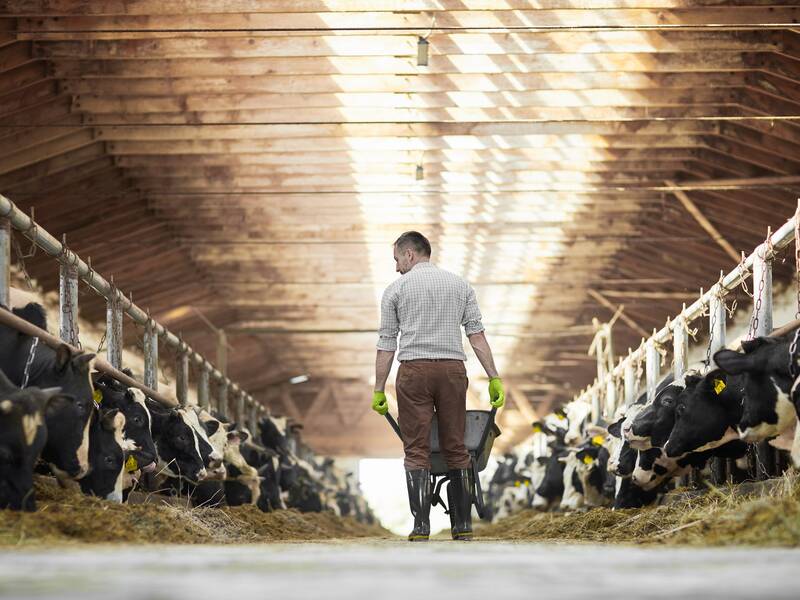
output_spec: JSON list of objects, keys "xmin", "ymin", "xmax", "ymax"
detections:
[{"xmin": 430, "ymin": 410, "xmax": 500, "ymax": 476}]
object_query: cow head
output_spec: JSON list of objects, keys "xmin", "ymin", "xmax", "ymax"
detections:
[
  {"xmin": 625, "ymin": 375, "xmax": 698, "ymax": 450},
  {"xmin": 0, "ymin": 384, "xmax": 59, "ymax": 511},
  {"xmin": 148, "ymin": 402, "xmax": 207, "ymax": 482},
  {"xmin": 79, "ymin": 408, "xmax": 128, "ymax": 503},
  {"xmin": 93, "ymin": 375, "xmax": 157, "ymax": 473},
  {"xmin": 663, "ymin": 370, "xmax": 743, "ymax": 459}
]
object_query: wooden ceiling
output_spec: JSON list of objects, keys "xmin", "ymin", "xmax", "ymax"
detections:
[{"xmin": 2, "ymin": 1, "xmax": 800, "ymax": 455}]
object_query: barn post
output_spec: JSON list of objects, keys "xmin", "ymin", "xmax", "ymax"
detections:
[
  {"xmin": 673, "ymin": 315, "xmax": 691, "ymax": 486},
  {"xmin": 590, "ymin": 387, "xmax": 600, "ymax": 425},
  {"xmin": 218, "ymin": 379, "xmax": 229, "ymax": 419},
  {"xmin": 143, "ymin": 315, "xmax": 158, "ymax": 392},
  {"xmin": 623, "ymin": 353, "xmax": 636, "ymax": 406},
  {"xmin": 198, "ymin": 363, "xmax": 210, "ymax": 410},
  {"xmin": 708, "ymin": 286, "xmax": 731, "ymax": 484},
  {"xmin": 0, "ymin": 217, "xmax": 10, "ymax": 307},
  {"xmin": 58, "ymin": 250, "xmax": 80, "ymax": 347},
  {"xmin": 175, "ymin": 345, "xmax": 189, "ymax": 407},
  {"xmin": 236, "ymin": 389, "xmax": 246, "ymax": 425},
  {"xmin": 645, "ymin": 337, "xmax": 659, "ymax": 403},
  {"xmin": 249, "ymin": 397, "xmax": 259, "ymax": 436},
  {"xmin": 106, "ymin": 285, "xmax": 123, "ymax": 369},
  {"xmin": 751, "ymin": 241, "xmax": 776, "ymax": 479}
]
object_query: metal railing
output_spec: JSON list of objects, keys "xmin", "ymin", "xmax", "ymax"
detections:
[{"xmin": 0, "ymin": 194, "xmax": 264, "ymax": 432}]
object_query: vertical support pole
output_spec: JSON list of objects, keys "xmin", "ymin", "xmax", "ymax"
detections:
[
  {"xmin": 0, "ymin": 218, "xmax": 10, "ymax": 308},
  {"xmin": 198, "ymin": 364, "xmax": 210, "ymax": 410},
  {"xmin": 106, "ymin": 289, "xmax": 123, "ymax": 369},
  {"xmin": 176, "ymin": 347, "xmax": 189, "ymax": 407},
  {"xmin": 752, "ymin": 244, "xmax": 775, "ymax": 479},
  {"xmin": 709, "ymin": 289, "xmax": 730, "ymax": 483},
  {"xmin": 217, "ymin": 329, "xmax": 228, "ymax": 376},
  {"xmin": 590, "ymin": 387, "xmax": 600, "ymax": 424},
  {"xmin": 218, "ymin": 379, "xmax": 228, "ymax": 419},
  {"xmin": 236, "ymin": 390, "xmax": 246, "ymax": 425},
  {"xmin": 59, "ymin": 262, "xmax": 80, "ymax": 346},
  {"xmin": 624, "ymin": 355, "xmax": 636, "ymax": 407},
  {"xmin": 672, "ymin": 316, "xmax": 688, "ymax": 380},
  {"xmin": 143, "ymin": 317, "xmax": 158, "ymax": 392},
  {"xmin": 249, "ymin": 398, "xmax": 258, "ymax": 436},
  {"xmin": 673, "ymin": 315, "xmax": 691, "ymax": 486},
  {"xmin": 645, "ymin": 338, "xmax": 659, "ymax": 403},
  {"xmin": 605, "ymin": 377, "xmax": 616, "ymax": 421}
]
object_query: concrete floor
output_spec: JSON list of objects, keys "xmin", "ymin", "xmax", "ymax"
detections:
[{"xmin": 0, "ymin": 541, "xmax": 797, "ymax": 600}]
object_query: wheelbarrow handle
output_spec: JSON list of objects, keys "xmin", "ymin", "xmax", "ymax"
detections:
[
  {"xmin": 476, "ymin": 406, "xmax": 498, "ymax": 454},
  {"xmin": 384, "ymin": 412, "xmax": 403, "ymax": 439}
]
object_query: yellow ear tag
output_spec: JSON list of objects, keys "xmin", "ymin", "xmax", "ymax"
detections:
[
  {"xmin": 532, "ymin": 424, "xmax": 542, "ymax": 433},
  {"xmin": 514, "ymin": 480, "xmax": 521, "ymax": 487},
  {"xmin": 93, "ymin": 389, "xmax": 103, "ymax": 405},
  {"xmin": 524, "ymin": 481, "xmax": 530, "ymax": 487},
  {"xmin": 713, "ymin": 379, "xmax": 726, "ymax": 395},
  {"xmin": 582, "ymin": 455, "xmax": 594, "ymax": 465},
  {"xmin": 556, "ymin": 414, "xmax": 566, "ymax": 421},
  {"xmin": 591, "ymin": 435, "xmax": 605, "ymax": 447},
  {"xmin": 125, "ymin": 455, "xmax": 138, "ymax": 473}
]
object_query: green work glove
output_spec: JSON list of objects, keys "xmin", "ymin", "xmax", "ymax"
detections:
[
  {"xmin": 372, "ymin": 391, "xmax": 389, "ymax": 415},
  {"xmin": 488, "ymin": 377, "xmax": 505, "ymax": 409}
]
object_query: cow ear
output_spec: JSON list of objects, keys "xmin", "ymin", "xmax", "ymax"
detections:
[
  {"xmin": 35, "ymin": 387, "xmax": 63, "ymax": 411},
  {"xmin": 55, "ymin": 344, "xmax": 72, "ymax": 373},
  {"xmin": 536, "ymin": 456, "xmax": 549, "ymax": 466},
  {"xmin": 741, "ymin": 337, "xmax": 776, "ymax": 354},
  {"xmin": 72, "ymin": 353, "xmax": 96, "ymax": 372},
  {"xmin": 204, "ymin": 420, "xmax": 220, "ymax": 437},
  {"xmin": 238, "ymin": 430, "xmax": 250, "ymax": 443},
  {"xmin": 0, "ymin": 399, "xmax": 14, "ymax": 414},
  {"xmin": 100, "ymin": 408, "xmax": 121, "ymax": 431},
  {"xmin": 607, "ymin": 418, "xmax": 624, "ymax": 438},
  {"xmin": 714, "ymin": 349, "xmax": 755, "ymax": 375}
]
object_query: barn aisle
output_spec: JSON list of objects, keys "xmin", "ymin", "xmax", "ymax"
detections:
[{"xmin": 0, "ymin": 542, "xmax": 797, "ymax": 600}]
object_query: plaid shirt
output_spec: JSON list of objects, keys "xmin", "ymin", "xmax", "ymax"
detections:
[{"xmin": 377, "ymin": 262, "xmax": 485, "ymax": 361}]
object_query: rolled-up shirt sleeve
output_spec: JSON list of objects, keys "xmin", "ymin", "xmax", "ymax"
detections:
[
  {"xmin": 377, "ymin": 286, "xmax": 400, "ymax": 351},
  {"xmin": 462, "ymin": 284, "xmax": 485, "ymax": 336}
]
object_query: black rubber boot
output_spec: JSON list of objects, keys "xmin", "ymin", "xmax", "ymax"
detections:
[
  {"xmin": 448, "ymin": 468, "xmax": 474, "ymax": 541},
  {"xmin": 406, "ymin": 469, "xmax": 431, "ymax": 542}
]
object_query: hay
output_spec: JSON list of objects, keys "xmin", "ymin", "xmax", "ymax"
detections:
[
  {"xmin": 0, "ymin": 480, "xmax": 389, "ymax": 547},
  {"xmin": 478, "ymin": 473, "xmax": 800, "ymax": 547}
]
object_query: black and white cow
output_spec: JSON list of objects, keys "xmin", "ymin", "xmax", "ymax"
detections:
[
  {"xmin": 0, "ymin": 305, "xmax": 97, "ymax": 484},
  {"xmin": 79, "ymin": 407, "xmax": 131, "ymax": 502},
  {"xmin": 93, "ymin": 374, "xmax": 157, "ymax": 474},
  {"xmin": 532, "ymin": 447, "xmax": 567, "ymax": 510},
  {"xmin": 0, "ymin": 371, "xmax": 60, "ymax": 511},
  {"xmin": 146, "ymin": 399, "xmax": 207, "ymax": 483}
]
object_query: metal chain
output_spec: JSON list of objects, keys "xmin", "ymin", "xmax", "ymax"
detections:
[
  {"xmin": 788, "ymin": 327, "xmax": 800, "ymax": 379},
  {"xmin": 21, "ymin": 337, "xmax": 39, "ymax": 388},
  {"xmin": 97, "ymin": 330, "xmax": 107, "ymax": 354},
  {"xmin": 705, "ymin": 300, "xmax": 718, "ymax": 372},
  {"xmin": 747, "ymin": 246, "xmax": 767, "ymax": 341}
]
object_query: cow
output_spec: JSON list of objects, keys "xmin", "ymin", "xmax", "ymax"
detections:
[
  {"xmin": 93, "ymin": 375, "xmax": 157, "ymax": 474},
  {"xmin": 146, "ymin": 399, "xmax": 207, "ymax": 484},
  {"xmin": 663, "ymin": 370, "xmax": 745, "ymax": 459},
  {"xmin": 574, "ymin": 443, "xmax": 613, "ymax": 509},
  {"xmin": 79, "ymin": 407, "xmax": 132, "ymax": 503},
  {"xmin": 559, "ymin": 451, "xmax": 585, "ymax": 511},
  {"xmin": 532, "ymin": 448, "xmax": 567, "ymax": 510},
  {"xmin": 221, "ymin": 429, "xmax": 261, "ymax": 508},
  {"xmin": 624, "ymin": 373, "xmax": 683, "ymax": 451},
  {"xmin": 563, "ymin": 401, "xmax": 592, "ymax": 446},
  {"xmin": 0, "ymin": 304, "xmax": 96, "ymax": 484},
  {"xmin": 0, "ymin": 372, "xmax": 60, "ymax": 511}
]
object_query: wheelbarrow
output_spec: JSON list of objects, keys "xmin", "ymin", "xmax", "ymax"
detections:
[{"xmin": 384, "ymin": 407, "xmax": 501, "ymax": 522}]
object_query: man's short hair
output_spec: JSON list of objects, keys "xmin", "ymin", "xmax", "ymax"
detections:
[{"xmin": 394, "ymin": 231, "xmax": 432, "ymax": 257}]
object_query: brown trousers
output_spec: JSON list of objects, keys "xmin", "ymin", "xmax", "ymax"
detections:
[{"xmin": 395, "ymin": 359, "xmax": 470, "ymax": 471}]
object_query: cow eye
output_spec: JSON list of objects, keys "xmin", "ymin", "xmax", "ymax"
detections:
[
  {"xmin": 104, "ymin": 455, "xmax": 116, "ymax": 467},
  {"xmin": 132, "ymin": 416, "xmax": 142, "ymax": 426}
]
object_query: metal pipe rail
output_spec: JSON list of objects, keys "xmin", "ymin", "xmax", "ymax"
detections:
[
  {"xmin": 0, "ymin": 194, "xmax": 264, "ymax": 423},
  {"xmin": 576, "ymin": 210, "xmax": 798, "ymax": 409}
]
